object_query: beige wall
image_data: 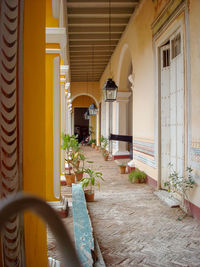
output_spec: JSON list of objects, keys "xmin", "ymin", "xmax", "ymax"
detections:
[
  {"xmin": 100, "ymin": 0, "xmax": 156, "ymax": 178},
  {"xmin": 190, "ymin": 0, "xmax": 200, "ymax": 143},
  {"xmin": 187, "ymin": 0, "xmax": 200, "ymax": 207}
]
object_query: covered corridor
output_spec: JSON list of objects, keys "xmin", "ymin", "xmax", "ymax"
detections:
[{"xmin": 0, "ymin": 0, "xmax": 200, "ymax": 266}]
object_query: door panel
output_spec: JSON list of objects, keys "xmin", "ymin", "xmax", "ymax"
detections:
[{"xmin": 160, "ymin": 29, "xmax": 185, "ymax": 188}]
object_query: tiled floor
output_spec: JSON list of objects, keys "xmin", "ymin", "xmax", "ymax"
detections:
[{"xmin": 47, "ymin": 146, "xmax": 200, "ymax": 267}]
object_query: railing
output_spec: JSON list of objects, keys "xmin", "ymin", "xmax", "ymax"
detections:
[{"xmin": 0, "ymin": 193, "xmax": 81, "ymax": 267}]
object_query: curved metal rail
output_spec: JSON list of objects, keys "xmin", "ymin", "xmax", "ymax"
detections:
[{"xmin": 0, "ymin": 193, "xmax": 81, "ymax": 267}]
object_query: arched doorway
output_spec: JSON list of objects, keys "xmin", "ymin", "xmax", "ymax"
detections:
[{"xmin": 72, "ymin": 95, "xmax": 98, "ymax": 143}]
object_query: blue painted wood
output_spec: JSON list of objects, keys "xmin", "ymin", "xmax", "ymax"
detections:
[{"xmin": 72, "ymin": 184, "xmax": 94, "ymax": 267}]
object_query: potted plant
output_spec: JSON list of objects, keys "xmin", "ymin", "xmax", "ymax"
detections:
[
  {"xmin": 103, "ymin": 150, "xmax": 109, "ymax": 161},
  {"xmin": 128, "ymin": 168, "xmax": 147, "ymax": 183},
  {"xmin": 73, "ymin": 152, "xmax": 86, "ymax": 182},
  {"xmin": 118, "ymin": 162, "xmax": 126, "ymax": 174},
  {"xmin": 89, "ymin": 138, "xmax": 96, "ymax": 148},
  {"xmin": 80, "ymin": 168, "xmax": 104, "ymax": 202},
  {"xmin": 101, "ymin": 137, "xmax": 108, "ymax": 155},
  {"xmin": 61, "ymin": 133, "xmax": 78, "ymax": 186}
]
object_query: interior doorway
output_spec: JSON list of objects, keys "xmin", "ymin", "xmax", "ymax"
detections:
[
  {"xmin": 74, "ymin": 108, "xmax": 89, "ymax": 143},
  {"xmin": 160, "ymin": 28, "xmax": 185, "ymax": 188}
]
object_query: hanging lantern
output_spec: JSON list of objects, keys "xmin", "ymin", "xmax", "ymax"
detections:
[
  {"xmin": 88, "ymin": 103, "xmax": 97, "ymax": 116},
  {"xmin": 103, "ymin": 78, "xmax": 118, "ymax": 102},
  {"xmin": 84, "ymin": 110, "xmax": 90, "ymax": 120}
]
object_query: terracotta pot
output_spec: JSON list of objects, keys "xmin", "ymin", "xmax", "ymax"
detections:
[
  {"xmin": 95, "ymin": 145, "xmax": 100, "ymax": 150},
  {"xmin": 104, "ymin": 155, "xmax": 109, "ymax": 161},
  {"xmin": 75, "ymin": 172, "xmax": 83, "ymax": 182},
  {"xmin": 84, "ymin": 190, "xmax": 94, "ymax": 202},
  {"xmin": 92, "ymin": 143, "xmax": 95, "ymax": 149},
  {"xmin": 119, "ymin": 165, "xmax": 126, "ymax": 174},
  {"xmin": 65, "ymin": 174, "xmax": 75, "ymax": 187}
]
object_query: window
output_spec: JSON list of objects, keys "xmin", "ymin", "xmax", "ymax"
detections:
[
  {"xmin": 171, "ymin": 33, "xmax": 181, "ymax": 59},
  {"xmin": 163, "ymin": 48, "xmax": 170, "ymax": 67}
]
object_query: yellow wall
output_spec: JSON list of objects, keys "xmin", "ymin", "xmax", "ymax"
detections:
[
  {"xmin": 46, "ymin": 0, "xmax": 59, "ymax": 27},
  {"xmin": 90, "ymin": 116, "xmax": 96, "ymax": 140},
  {"xmin": 23, "ymin": 0, "xmax": 47, "ymax": 266},
  {"xmin": 71, "ymin": 82, "xmax": 101, "ymax": 105},
  {"xmin": 45, "ymin": 52, "xmax": 61, "ymax": 201}
]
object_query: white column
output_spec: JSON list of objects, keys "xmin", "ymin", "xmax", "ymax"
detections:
[
  {"xmin": 60, "ymin": 79, "xmax": 65, "ymax": 174},
  {"xmin": 53, "ymin": 56, "xmax": 60, "ymax": 199},
  {"xmin": 113, "ymin": 91, "xmax": 131, "ymax": 157},
  {"xmin": 96, "ymin": 111, "xmax": 99, "ymax": 146}
]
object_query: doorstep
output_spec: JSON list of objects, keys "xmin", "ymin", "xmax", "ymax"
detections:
[{"xmin": 154, "ymin": 190, "xmax": 180, "ymax": 208}]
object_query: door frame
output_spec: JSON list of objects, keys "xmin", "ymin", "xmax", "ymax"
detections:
[{"xmin": 153, "ymin": 10, "xmax": 190, "ymax": 189}]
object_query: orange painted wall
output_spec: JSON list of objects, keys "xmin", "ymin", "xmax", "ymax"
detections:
[
  {"xmin": 23, "ymin": 0, "xmax": 47, "ymax": 266},
  {"xmin": 72, "ymin": 95, "xmax": 94, "ymax": 108}
]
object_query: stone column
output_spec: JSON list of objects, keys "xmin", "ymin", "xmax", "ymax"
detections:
[
  {"xmin": 60, "ymin": 76, "xmax": 65, "ymax": 174},
  {"xmin": 112, "ymin": 91, "xmax": 131, "ymax": 159}
]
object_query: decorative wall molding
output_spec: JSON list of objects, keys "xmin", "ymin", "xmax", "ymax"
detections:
[
  {"xmin": 152, "ymin": 0, "xmax": 186, "ymax": 38},
  {"xmin": 46, "ymin": 27, "xmax": 66, "ymax": 45},
  {"xmin": 46, "ymin": 27, "xmax": 67, "ymax": 63},
  {"xmin": 133, "ymin": 140, "xmax": 156, "ymax": 168},
  {"xmin": 60, "ymin": 64, "xmax": 69, "ymax": 76},
  {"xmin": 116, "ymin": 91, "xmax": 131, "ymax": 102},
  {"xmin": 46, "ymin": 48, "xmax": 61, "ymax": 54},
  {"xmin": 0, "ymin": 0, "xmax": 24, "ymax": 265}
]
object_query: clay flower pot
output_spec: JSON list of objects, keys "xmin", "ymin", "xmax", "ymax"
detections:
[
  {"xmin": 92, "ymin": 143, "xmax": 95, "ymax": 149},
  {"xmin": 119, "ymin": 165, "xmax": 126, "ymax": 174},
  {"xmin": 75, "ymin": 171, "xmax": 83, "ymax": 182},
  {"xmin": 65, "ymin": 174, "xmax": 75, "ymax": 187},
  {"xmin": 104, "ymin": 155, "xmax": 109, "ymax": 161},
  {"xmin": 84, "ymin": 190, "xmax": 94, "ymax": 202}
]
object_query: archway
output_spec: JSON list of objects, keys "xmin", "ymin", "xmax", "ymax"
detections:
[{"xmin": 72, "ymin": 95, "xmax": 98, "ymax": 143}]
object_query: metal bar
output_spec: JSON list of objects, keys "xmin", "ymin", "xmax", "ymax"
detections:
[{"xmin": 0, "ymin": 193, "xmax": 81, "ymax": 267}]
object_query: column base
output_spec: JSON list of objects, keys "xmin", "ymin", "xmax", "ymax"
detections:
[{"xmin": 112, "ymin": 151, "xmax": 130, "ymax": 160}]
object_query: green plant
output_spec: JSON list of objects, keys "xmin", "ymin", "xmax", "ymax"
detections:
[
  {"xmin": 102, "ymin": 137, "xmax": 108, "ymax": 150},
  {"xmin": 73, "ymin": 152, "xmax": 86, "ymax": 173},
  {"xmin": 128, "ymin": 168, "xmax": 147, "ymax": 183},
  {"xmin": 89, "ymin": 138, "xmax": 96, "ymax": 145},
  {"xmin": 119, "ymin": 162, "xmax": 126, "ymax": 167},
  {"xmin": 61, "ymin": 133, "xmax": 79, "ymax": 175},
  {"xmin": 164, "ymin": 164, "xmax": 196, "ymax": 210},
  {"xmin": 80, "ymin": 168, "xmax": 104, "ymax": 192}
]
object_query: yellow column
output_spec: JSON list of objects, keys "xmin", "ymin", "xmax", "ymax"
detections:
[
  {"xmin": 90, "ymin": 116, "xmax": 96, "ymax": 140},
  {"xmin": 23, "ymin": 0, "xmax": 47, "ymax": 266}
]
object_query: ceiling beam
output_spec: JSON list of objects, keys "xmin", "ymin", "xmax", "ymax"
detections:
[
  {"xmin": 68, "ymin": 25, "xmax": 125, "ymax": 34},
  {"xmin": 68, "ymin": 17, "xmax": 129, "ymax": 26}
]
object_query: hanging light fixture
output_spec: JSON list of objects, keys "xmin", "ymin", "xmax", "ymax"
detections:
[
  {"xmin": 84, "ymin": 109, "xmax": 90, "ymax": 120},
  {"xmin": 103, "ymin": 0, "xmax": 118, "ymax": 102},
  {"xmin": 89, "ymin": 103, "xmax": 97, "ymax": 116}
]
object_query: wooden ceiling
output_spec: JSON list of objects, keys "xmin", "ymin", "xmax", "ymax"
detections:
[{"xmin": 66, "ymin": 0, "xmax": 139, "ymax": 82}]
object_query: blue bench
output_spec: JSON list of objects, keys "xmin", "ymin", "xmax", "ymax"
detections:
[{"xmin": 72, "ymin": 184, "xmax": 94, "ymax": 267}]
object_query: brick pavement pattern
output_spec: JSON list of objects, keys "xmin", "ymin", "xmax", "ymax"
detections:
[{"xmin": 84, "ymin": 147, "xmax": 200, "ymax": 267}]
